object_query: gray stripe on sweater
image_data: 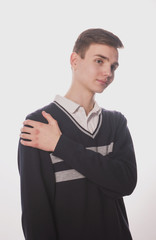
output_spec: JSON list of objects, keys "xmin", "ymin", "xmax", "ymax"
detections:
[{"xmin": 50, "ymin": 142, "xmax": 113, "ymax": 183}]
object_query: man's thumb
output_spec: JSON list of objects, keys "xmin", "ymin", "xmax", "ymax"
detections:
[{"xmin": 42, "ymin": 111, "xmax": 55, "ymax": 124}]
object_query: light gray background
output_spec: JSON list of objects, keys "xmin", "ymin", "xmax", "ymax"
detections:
[{"xmin": 0, "ymin": 0, "xmax": 155, "ymax": 239}]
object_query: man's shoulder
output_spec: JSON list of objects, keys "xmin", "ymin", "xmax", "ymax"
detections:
[
  {"xmin": 26, "ymin": 102, "xmax": 56, "ymax": 123},
  {"xmin": 101, "ymin": 108, "xmax": 127, "ymax": 125}
]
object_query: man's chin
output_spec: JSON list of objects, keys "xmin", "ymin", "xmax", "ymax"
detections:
[{"xmin": 95, "ymin": 86, "xmax": 108, "ymax": 94}]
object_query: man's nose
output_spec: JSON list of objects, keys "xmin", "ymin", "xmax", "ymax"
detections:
[{"xmin": 102, "ymin": 65, "xmax": 112, "ymax": 77}]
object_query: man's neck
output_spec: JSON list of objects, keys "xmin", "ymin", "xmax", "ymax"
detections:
[{"xmin": 65, "ymin": 88, "xmax": 95, "ymax": 116}]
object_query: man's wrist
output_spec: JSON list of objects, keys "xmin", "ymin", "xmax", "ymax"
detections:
[{"xmin": 53, "ymin": 133, "xmax": 62, "ymax": 152}]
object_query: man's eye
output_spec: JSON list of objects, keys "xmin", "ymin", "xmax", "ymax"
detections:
[{"xmin": 96, "ymin": 59, "xmax": 103, "ymax": 64}]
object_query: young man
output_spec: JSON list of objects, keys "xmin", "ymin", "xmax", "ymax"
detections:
[{"xmin": 18, "ymin": 28, "xmax": 137, "ymax": 240}]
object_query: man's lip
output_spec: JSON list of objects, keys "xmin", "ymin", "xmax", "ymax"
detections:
[{"xmin": 96, "ymin": 79, "xmax": 108, "ymax": 85}]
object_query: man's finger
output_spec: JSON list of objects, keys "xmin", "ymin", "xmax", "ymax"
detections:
[
  {"xmin": 21, "ymin": 126, "xmax": 34, "ymax": 134},
  {"xmin": 23, "ymin": 119, "xmax": 41, "ymax": 128},
  {"xmin": 42, "ymin": 111, "xmax": 56, "ymax": 125},
  {"xmin": 20, "ymin": 133, "xmax": 32, "ymax": 140},
  {"xmin": 20, "ymin": 139, "xmax": 37, "ymax": 148}
]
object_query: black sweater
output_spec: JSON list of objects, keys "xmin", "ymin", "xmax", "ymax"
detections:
[{"xmin": 18, "ymin": 101, "xmax": 137, "ymax": 240}]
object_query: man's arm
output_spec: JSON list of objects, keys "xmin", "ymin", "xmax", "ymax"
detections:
[
  {"xmin": 53, "ymin": 115, "xmax": 137, "ymax": 199},
  {"xmin": 18, "ymin": 116, "xmax": 57, "ymax": 239},
  {"xmin": 20, "ymin": 111, "xmax": 137, "ymax": 199}
]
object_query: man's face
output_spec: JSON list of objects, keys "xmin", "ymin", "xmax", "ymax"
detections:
[{"xmin": 72, "ymin": 44, "xmax": 119, "ymax": 94}]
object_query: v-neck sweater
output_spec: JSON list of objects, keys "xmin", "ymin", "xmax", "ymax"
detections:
[
  {"xmin": 18, "ymin": 100, "xmax": 137, "ymax": 240},
  {"xmin": 54, "ymin": 95, "xmax": 101, "ymax": 134}
]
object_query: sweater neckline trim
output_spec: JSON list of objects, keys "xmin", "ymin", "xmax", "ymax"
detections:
[{"xmin": 54, "ymin": 101, "xmax": 102, "ymax": 139}]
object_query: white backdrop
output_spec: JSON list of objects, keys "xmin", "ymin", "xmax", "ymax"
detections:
[{"xmin": 0, "ymin": 0, "xmax": 156, "ymax": 239}]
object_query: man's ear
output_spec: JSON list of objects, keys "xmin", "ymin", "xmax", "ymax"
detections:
[{"xmin": 70, "ymin": 52, "xmax": 80, "ymax": 70}]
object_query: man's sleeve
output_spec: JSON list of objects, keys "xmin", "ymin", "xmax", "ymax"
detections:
[
  {"xmin": 53, "ymin": 113, "xmax": 137, "ymax": 199},
  {"xmin": 18, "ymin": 142, "xmax": 57, "ymax": 240}
]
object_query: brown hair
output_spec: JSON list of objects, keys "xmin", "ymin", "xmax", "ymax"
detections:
[{"xmin": 73, "ymin": 28, "xmax": 124, "ymax": 58}]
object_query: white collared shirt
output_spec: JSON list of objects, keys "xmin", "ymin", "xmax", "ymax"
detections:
[{"xmin": 54, "ymin": 95, "xmax": 101, "ymax": 134}]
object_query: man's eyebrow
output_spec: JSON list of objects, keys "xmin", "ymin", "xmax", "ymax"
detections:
[{"xmin": 94, "ymin": 54, "xmax": 119, "ymax": 66}]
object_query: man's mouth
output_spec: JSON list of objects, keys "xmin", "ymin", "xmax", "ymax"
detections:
[{"xmin": 96, "ymin": 79, "xmax": 109, "ymax": 85}]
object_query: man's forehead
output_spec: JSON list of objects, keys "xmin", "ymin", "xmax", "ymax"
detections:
[
  {"xmin": 87, "ymin": 43, "xmax": 117, "ymax": 54},
  {"xmin": 85, "ymin": 44, "xmax": 118, "ymax": 61}
]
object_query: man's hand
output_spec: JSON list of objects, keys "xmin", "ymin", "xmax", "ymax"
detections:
[{"xmin": 20, "ymin": 111, "xmax": 62, "ymax": 152}]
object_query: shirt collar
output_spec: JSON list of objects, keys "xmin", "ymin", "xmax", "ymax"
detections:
[
  {"xmin": 54, "ymin": 95, "xmax": 101, "ymax": 115},
  {"xmin": 54, "ymin": 95, "xmax": 80, "ymax": 114},
  {"xmin": 88, "ymin": 101, "xmax": 101, "ymax": 116}
]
